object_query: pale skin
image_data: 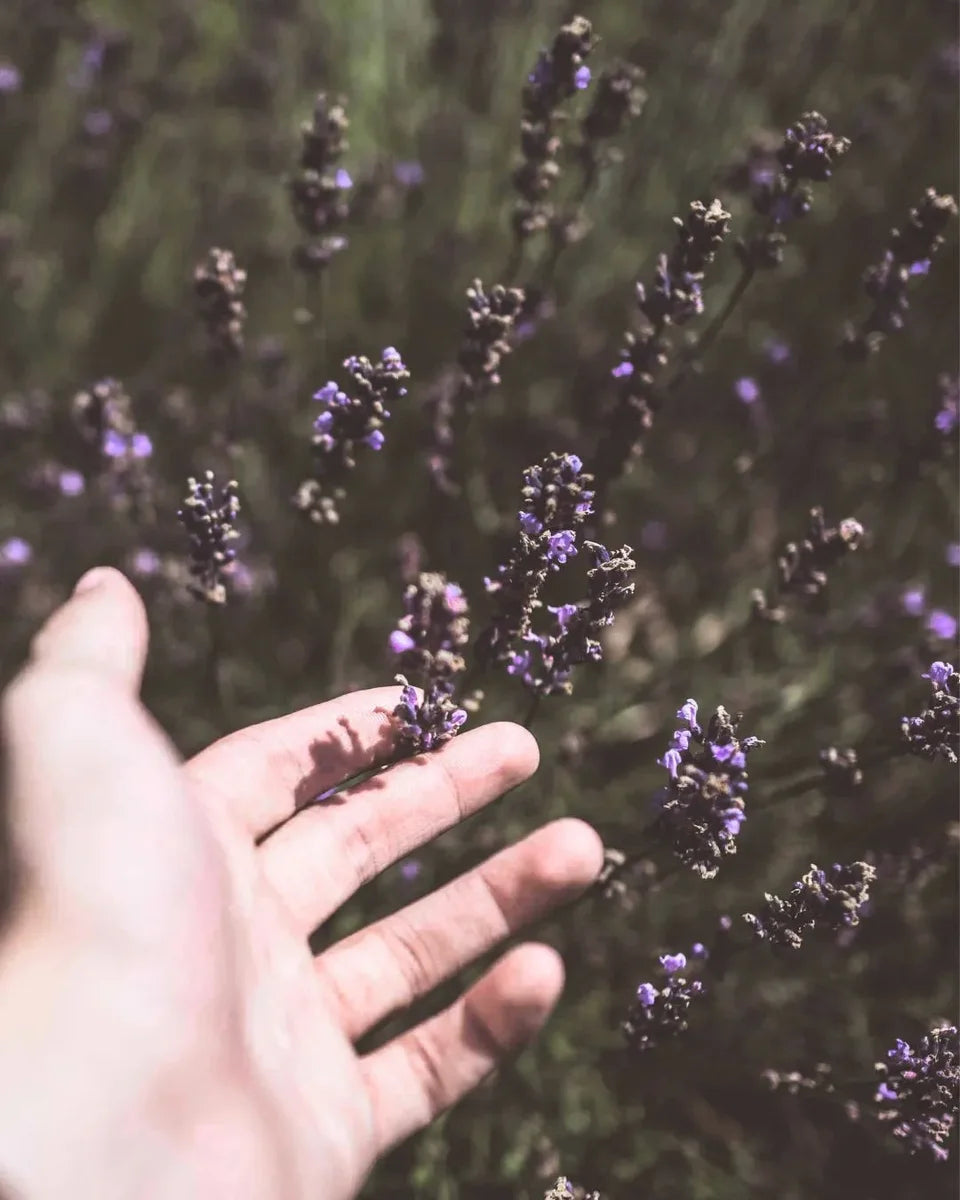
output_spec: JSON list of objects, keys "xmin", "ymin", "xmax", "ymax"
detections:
[{"xmin": 0, "ymin": 567, "xmax": 603, "ymax": 1200}]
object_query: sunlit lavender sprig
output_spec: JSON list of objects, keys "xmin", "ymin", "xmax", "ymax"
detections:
[
  {"xmin": 293, "ymin": 346, "xmax": 409, "ymax": 524},
  {"xmin": 594, "ymin": 199, "xmax": 731, "ymax": 495},
  {"xmin": 426, "ymin": 280, "xmax": 526, "ymax": 493},
  {"xmin": 389, "ymin": 572, "xmax": 470, "ymax": 685},
  {"xmin": 842, "ymin": 189, "xmax": 958, "ymax": 359},
  {"xmin": 874, "ymin": 1025, "xmax": 959, "ymax": 1161},
  {"xmin": 176, "ymin": 470, "xmax": 241, "ymax": 605},
  {"xmin": 736, "ymin": 111, "xmax": 851, "ymax": 272},
  {"xmin": 743, "ymin": 861, "xmax": 876, "ymax": 950},
  {"xmin": 752, "ymin": 506, "xmax": 865, "ymax": 621},
  {"xmin": 511, "ymin": 16, "xmax": 595, "ymax": 248},
  {"xmin": 194, "ymin": 247, "xmax": 247, "ymax": 359},
  {"xmin": 623, "ymin": 951, "xmax": 704, "ymax": 1052},
  {"xmin": 71, "ymin": 377, "xmax": 153, "ymax": 513},
  {"xmin": 655, "ymin": 700, "xmax": 764, "ymax": 878},
  {"xmin": 901, "ymin": 660, "xmax": 959, "ymax": 764},
  {"xmin": 507, "ymin": 542, "xmax": 636, "ymax": 696},
  {"xmin": 477, "ymin": 452, "xmax": 594, "ymax": 667},
  {"xmin": 288, "ymin": 92, "xmax": 352, "ymax": 274}
]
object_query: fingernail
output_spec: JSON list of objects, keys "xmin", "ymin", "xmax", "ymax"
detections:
[{"xmin": 73, "ymin": 567, "xmax": 111, "ymax": 596}]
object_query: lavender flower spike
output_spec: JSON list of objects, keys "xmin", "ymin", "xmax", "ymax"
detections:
[
  {"xmin": 743, "ymin": 861, "xmax": 876, "ymax": 949},
  {"xmin": 902, "ymin": 660, "xmax": 959, "ymax": 763},
  {"xmin": 656, "ymin": 702, "xmax": 763, "ymax": 878},
  {"xmin": 874, "ymin": 1025, "xmax": 959, "ymax": 1160},
  {"xmin": 194, "ymin": 247, "xmax": 247, "ymax": 359},
  {"xmin": 392, "ymin": 676, "xmax": 468, "ymax": 756},
  {"xmin": 294, "ymin": 346, "xmax": 410, "ymax": 524},
  {"xmin": 389, "ymin": 572, "xmax": 470, "ymax": 685},
  {"xmin": 177, "ymin": 471, "xmax": 241, "ymax": 605},
  {"xmin": 623, "ymin": 952, "xmax": 704, "ymax": 1052}
]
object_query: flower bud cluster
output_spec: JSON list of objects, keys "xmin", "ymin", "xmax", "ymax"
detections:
[
  {"xmin": 656, "ymin": 699, "xmax": 764, "ymax": 878},
  {"xmin": 901, "ymin": 660, "xmax": 959, "ymax": 763},
  {"xmin": 842, "ymin": 189, "xmax": 957, "ymax": 359},
  {"xmin": 193, "ymin": 247, "xmax": 247, "ymax": 359},
  {"xmin": 477, "ymin": 452, "xmax": 594, "ymax": 667},
  {"xmin": 177, "ymin": 470, "xmax": 241, "ymax": 605},
  {"xmin": 512, "ymin": 17, "xmax": 596, "ymax": 242},
  {"xmin": 623, "ymin": 951, "xmax": 704, "ymax": 1053},
  {"xmin": 874, "ymin": 1025, "xmax": 958, "ymax": 1161},
  {"xmin": 288, "ymin": 92, "xmax": 352, "ymax": 273},
  {"xmin": 737, "ymin": 111, "xmax": 850, "ymax": 271},
  {"xmin": 743, "ymin": 861, "xmax": 876, "ymax": 949},
  {"xmin": 294, "ymin": 347, "xmax": 409, "ymax": 524},
  {"xmin": 752, "ymin": 506, "xmax": 865, "ymax": 620}
]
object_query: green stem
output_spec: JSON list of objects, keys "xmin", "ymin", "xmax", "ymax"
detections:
[
  {"xmin": 205, "ymin": 603, "xmax": 227, "ymax": 726},
  {"xmin": 522, "ymin": 692, "xmax": 541, "ymax": 730}
]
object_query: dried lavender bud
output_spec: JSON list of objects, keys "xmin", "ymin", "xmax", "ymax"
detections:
[
  {"xmin": 392, "ymin": 676, "xmax": 467, "ymax": 756},
  {"xmin": 512, "ymin": 16, "xmax": 596, "ymax": 242},
  {"xmin": 819, "ymin": 746, "xmax": 864, "ymax": 795},
  {"xmin": 193, "ymin": 247, "xmax": 247, "ymax": 359},
  {"xmin": 874, "ymin": 1025, "xmax": 959, "ymax": 1161},
  {"xmin": 294, "ymin": 346, "xmax": 409, "ymax": 524},
  {"xmin": 458, "ymin": 280, "xmax": 526, "ymax": 400},
  {"xmin": 597, "ymin": 200, "xmax": 731, "ymax": 486},
  {"xmin": 843, "ymin": 189, "xmax": 958, "ymax": 359},
  {"xmin": 737, "ymin": 111, "xmax": 850, "ymax": 271},
  {"xmin": 288, "ymin": 93, "xmax": 352, "ymax": 274},
  {"xmin": 936, "ymin": 374, "xmax": 959, "ymax": 439},
  {"xmin": 901, "ymin": 661, "xmax": 959, "ymax": 764},
  {"xmin": 507, "ymin": 542, "xmax": 636, "ymax": 696},
  {"xmin": 752, "ymin": 506, "xmax": 865, "ymax": 620},
  {"xmin": 623, "ymin": 951, "xmax": 704, "ymax": 1052},
  {"xmin": 655, "ymin": 700, "xmax": 764, "ymax": 878},
  {"xmin": 389, "ymin": 572, "xmax": 470, "ymax": 685},
  {"xmin": 477, "ymin": 453, "xmax": 595, "ymax": 667},
  {"xmin": 177, "ymin": 470, "xmax": 241, "ymax": 605},
  {"xmin": 743, "ymin": 861, "xmax": 876, "ymax": 949}
]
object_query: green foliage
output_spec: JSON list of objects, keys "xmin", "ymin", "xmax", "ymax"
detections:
[{"xmin": 0, "ymin": 1, "xmax": 957, "ymax": 1196}]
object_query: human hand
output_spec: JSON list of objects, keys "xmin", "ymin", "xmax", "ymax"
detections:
[{"xmin": 0, "ymin": 568, "xmax": 602, "ymax": 1200}]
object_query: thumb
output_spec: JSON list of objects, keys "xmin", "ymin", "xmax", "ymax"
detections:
[{"xmin": 28, "ymin": 567, "xmax": 149, "ymax": 693}]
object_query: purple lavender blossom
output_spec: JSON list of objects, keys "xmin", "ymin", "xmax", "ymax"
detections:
[
  {"xmin": 764, "ymin": 337, "xmax": 791, "ymax": 364},
  {"xmin": 947, "ymin": 543, "xmax": 960, "ymax": 568},
  {"xmin": 655, "ymin": 701, "xmax": 764, "ymax": 878},
  {"xmin": 58, "ymin": 469, "xmax": 85, "ymax": 497},
  {"xmin": 0, "ymin": 537, "xmax": 32, "ymax": 566},
  {"xmin": 623, "ymin": 953, "xmax": 704, "ymax": 1052},
  {"xmin": 927, "ymin": 609, "xmax": 958, "ymax": 640},
  {"xmin": 392, "ymin": 677, "xmax": 467, "ymax": 756},
  {"xmin": 743, "ymin": 861, "xmax": 876, "ymax": 949},
  {"xmin": 902, "ymin": 661, "xmax": 959, "ymax": 763},
  {"xmin": 0, "ymin": 64, "xmax": 21, "ymax": 95},
  {"xmin": 130, "ymin": 548, "xmax": 161, "ymax": 577},
  {"xmin": 874, "ymin": 1025, "xmax": 959, "ymax": 1160},
  {"xmin": 478, "ymin": 453, "xmax": 595, "ymax": 668},
  {"xmin": 388, "ymin": 572, "xmax": 470, "ymax": 685},
  {"xmin": 289, "ymin": 92, "xmax": 352, "ymax": 273},
  {"xmin": 901, "ymin": 586, "xmax": 926, "ymax": 616},
  {"xmin": 753, "ymin": 506, "xmax": 865, "ymax": 620},
  {"xmin": 294, "ymin": 347, "xmax": 410, "ymax": 524},
  {"xmin": 935, "ymin": 375, "xmax": 958, "ymax": 435},
  {"xmin": 735, "ymin": 376, "xmax": 760, "ymax": 404}
]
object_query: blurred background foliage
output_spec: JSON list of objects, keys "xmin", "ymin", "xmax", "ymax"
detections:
[{"xmin": 0, "ymin": 0, "xmax": 958, "ymax": 1196}]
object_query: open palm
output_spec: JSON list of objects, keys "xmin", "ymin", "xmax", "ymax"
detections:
[{"xmin": 0, "ymin": 568, "xmax": 602, "ymax": 1200}]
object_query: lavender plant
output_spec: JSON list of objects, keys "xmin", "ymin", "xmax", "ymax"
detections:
[
  {"xmin": 176, "ymin": 470, "xmax": 241, "ymax": 604},
  {"xmin": 193, "ymin": 247, "xmax": 247, "ymax": 359},
  {"xmin": 874, "ymin": 1025, "xmax": 959, "ymax": 1161},
  {"xmin": 593, "ymin": 199, "xmax": 731, "ymax": 504},
  {"xmin": 623, "ymin": 951, "xmax": 704, "ymax": 1052},
  {"xmin": 901, "ymin": 660, "xmax": 959, "ymax": 763},
  {"xmin": 293, "ymin": 346, "xmax": 409, "ymax": 523},
  {"xmin": 655, "ymin": 699, "xmax": 764, "ymax": 878},
  {"xmin": 752, "ymin": 506, "xmax": 865, "ymax": 621},
  {"xmin": 743, "ymin": 861, "xmax": 876, "ymax": 949},
  {"xmin": 842, "ymin": 189, "xmax": 958, "ymax": 359},
  {"xmin": 288, "ymin": 92, "xmax": 352, "ymax": 274},
  {"xmin": 510, "ymin": 16, "xmax": 596, "ymax": 258}
]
